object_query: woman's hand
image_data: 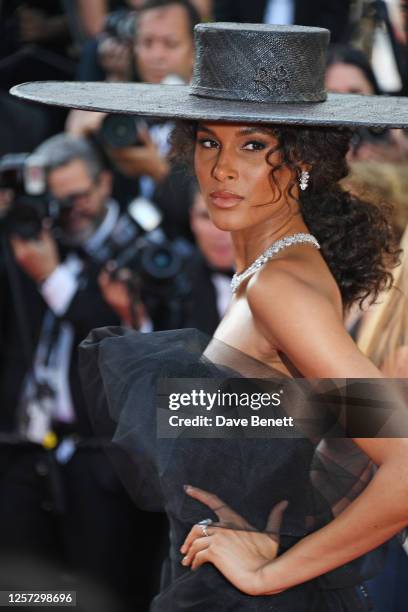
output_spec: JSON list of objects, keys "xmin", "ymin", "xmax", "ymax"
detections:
[{"xmin": 180, "ymin": 485, "xmax": 288, "ymax": 596}]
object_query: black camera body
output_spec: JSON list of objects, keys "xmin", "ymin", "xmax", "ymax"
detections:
[
  {"xmin": 0, "ymin": 153, "xmax": 50, "ymax": 239},
  {"xmin": 98, "ymin": 115, "xmax": 146, "ymax": 148},
  {"xmin": 0, "ymin": 154, "xmax": 77, "ymax": 240},
  {"xmin": 104, "ymin": 9, "xmax": 136, "ymax": 42},
  {"xmin": 94, "ymin": 202, "xmax": 192, "ymax": 304},
  {"xmin": 89, "ymin": 199, "xmax": 193, "ymax": 328},
  {"xmin": 0, "ymin": 155, "xmax": 193, "ymax": 327}
]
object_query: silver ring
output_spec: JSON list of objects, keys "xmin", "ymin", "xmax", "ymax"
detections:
[
  {"xmin": 198, "ymin": 518, "xmax": 213, "ymax": 537},
  {"xmin": 200, "ymin": 524, "xmax": 210, "ymax": 537}
]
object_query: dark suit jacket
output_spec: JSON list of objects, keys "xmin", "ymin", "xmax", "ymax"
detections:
[
  {"xmin": 214, "ymin": 0, "xmax": 352, "ymax": 43},
  {"xmin": 153, "ymin": 163, "xmax": 195, "ymax": 243},
  {"xmin": 0, "ymin": 256, "xmax": 120, "ymax": 435},
  {"xmin": 183, "ymin": 253, "xmax": 227, "ymax": 336}
]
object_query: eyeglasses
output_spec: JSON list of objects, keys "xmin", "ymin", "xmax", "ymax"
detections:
[{"xmin": 51, "ymin": 182, "xmax": 99, "ymax": 210}]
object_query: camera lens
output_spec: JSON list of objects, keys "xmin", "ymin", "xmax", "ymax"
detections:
[
  {"xmin": 99, "ymin": 115, "xmax": 138, "ymax": 148},
  {"xmin": 153, "ymin": 250, "xmax": 171, "ymax": 269},
  {"xmin": 141, "ymin": 244, "xmax": 182, "ymax": 280}
]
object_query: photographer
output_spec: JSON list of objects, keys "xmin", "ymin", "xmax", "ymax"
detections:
[
  {"xmin": 0, "ymin": 134, "xmax": 165, "ymax": 610},
  {"xmin": 68, "ymin": 0, "xmax": 201, "ymax": 242},
  {"xmin": 78, "ymin": 1, "xmax": 142, "ymax": 83}
]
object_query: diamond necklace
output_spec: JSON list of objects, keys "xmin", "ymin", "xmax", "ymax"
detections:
[{"xmin": 231, "ymin": 232, "xmax": 320, "ymax": 294}]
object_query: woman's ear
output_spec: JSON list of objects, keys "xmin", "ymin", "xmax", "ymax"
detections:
[{"xmin": 299, "ymin": 163, "xmax": 312, "ymax": 175}]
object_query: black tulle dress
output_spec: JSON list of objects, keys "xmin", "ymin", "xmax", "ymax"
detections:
[{"xmin": 79, "ymin": 326, "xmax": 386, "ymax": 611}]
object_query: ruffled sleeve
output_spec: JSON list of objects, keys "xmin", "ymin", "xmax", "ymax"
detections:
[{"xmin": 79, "ymin": 326, "xmax": 210, "ymax": 511}]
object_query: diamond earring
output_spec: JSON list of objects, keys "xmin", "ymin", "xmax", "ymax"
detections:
[{"xmin": 299, "ymin": 170, "xmax": 310, "ymax": 191}]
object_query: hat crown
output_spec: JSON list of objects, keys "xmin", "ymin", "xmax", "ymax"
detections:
[{"xmin": 191, "ymin": 23, "xmax": 330, "ymax": 104}]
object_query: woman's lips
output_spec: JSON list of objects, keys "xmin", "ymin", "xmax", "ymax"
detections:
[{"xmin": 209, "ymin": 191, "xmax": 244, "ymax": 209}]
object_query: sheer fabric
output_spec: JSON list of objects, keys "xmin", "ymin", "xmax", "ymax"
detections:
[{"xmin": 80, "ymin": 326, "xmax": 387, "ymax": 611}]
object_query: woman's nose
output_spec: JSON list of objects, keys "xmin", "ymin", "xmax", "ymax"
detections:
[{"xmin": 211, "ymin": 151, "xmax": 238, "ymax": 182}]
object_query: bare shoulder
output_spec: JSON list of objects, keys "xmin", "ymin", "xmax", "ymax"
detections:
[
  {"xmin": 246, "ymin": 256, "xmax": 381, "ymax": 378},
  {"xmin": 246, "ymin": 253, "xmax": 341, "ymax": 323}
]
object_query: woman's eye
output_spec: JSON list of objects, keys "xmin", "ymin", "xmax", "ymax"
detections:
[
  {"xmin": 198, "ymin": 138, "xmax": 219, "ymax": 149},
  {"xmin": 243, "ymin": 141, "xmax": 267, "ymax": 151}
]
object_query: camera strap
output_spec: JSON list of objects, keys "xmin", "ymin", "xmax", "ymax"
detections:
[{"xmin": 18, "ymin": 310, "xmax": 76, "ymax": 444}]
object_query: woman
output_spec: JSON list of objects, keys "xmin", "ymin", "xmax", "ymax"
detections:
[
  {"xmin": 341, "ymin": 159, "xmax": 408, "ymax": 341},
  {"xmin": 341, "ymin": 163, "xmax": 408, "ymax": 611},
  {"xmin": 325, "ymin": 44, "xmax": 408, "ymax": 164},
  {"xmin": 357, "ymin": 225, "xmax": 408, "ymax": 612},
  {"xmin": 358, "ymin": 226, "xmax": 408, "ymax": 377},
  {"xmin": 168, "ymin": 120, "xmax": 403, "ymax": 602},
  {"xmin": 11, "ymin": 22, "xmax": 408, "ymax": 610},
  {"xmin": 325, "ymin": 45, "xmax": 381, "ymax": 95}
]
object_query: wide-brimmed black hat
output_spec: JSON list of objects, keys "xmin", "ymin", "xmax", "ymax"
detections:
[{"xmin": 10, "ymin": 23, "xmax": 408, "ymax": 128}]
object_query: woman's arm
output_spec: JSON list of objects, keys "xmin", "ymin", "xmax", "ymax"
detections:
[
  {"xmin": 181, "ymin": 439, "xmax": 408, "ymax": 595},
  {"xmin": 258, "ymin": 437, "xmax": 408, "ymax": 594},
  {"xmin": 181, "ymin": 264, "xmax": 408, "ymax": 595},
  {"xmin": 249, "ymin": 266, "xmax": 408, "ymax": 592}
]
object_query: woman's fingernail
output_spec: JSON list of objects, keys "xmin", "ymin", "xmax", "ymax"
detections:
[
  {"xmin": 183, "ymin": 484, "xmax": 192, "ymax": 492},
  {"xmin": 181, "ymin": 556, "xmax": 188, "ymax": 565}
]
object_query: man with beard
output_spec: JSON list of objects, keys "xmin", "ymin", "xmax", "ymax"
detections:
[{"xmin": 0, "ymin": 133, "xmax": 166, "ymax": 611}]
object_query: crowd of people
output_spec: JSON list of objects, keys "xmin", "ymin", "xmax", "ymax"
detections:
[{"xmin": 1, "ymin": 1, "xmax": 408, "ymax": 611}]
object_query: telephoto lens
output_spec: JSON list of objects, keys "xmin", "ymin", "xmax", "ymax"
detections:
[{"xmin": 98, "ymin": 115, "xmax": 145, "ymax": 148}]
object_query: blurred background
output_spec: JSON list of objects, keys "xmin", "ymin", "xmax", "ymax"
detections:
[{"xmin": 0, "ymin": 1, "xmax": 408, "ymax": 611}]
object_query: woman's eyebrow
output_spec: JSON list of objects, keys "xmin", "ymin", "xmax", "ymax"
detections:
[
  {"xmin": 196, "ymin": 125, "xmax": 274, "ymax": 137},
  {"xmin": 196, "ymin": 124, "xmax": 216, "ymax": 135},
  {"xmin": 237, "ymin": 127, "xmax": 274, "ymax": 137}
]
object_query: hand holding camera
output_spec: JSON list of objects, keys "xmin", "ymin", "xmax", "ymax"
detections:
[
  {"xmin": 66, "ymin": 111, "xmax": 170, "ymax": 182},
  {"xmin": 106, "ymin": 123, "xmax": 170, "ymax": 182},
  {"xmin": 10, "ymin": 227, "xmax": 60, "ymax": 285},
  {"xmin": 65, "ymin": 110, "xmax": 107, "ymax": 138},
  {"xmin": 0, "ymin": 153, "xmax": 65, "ymax": 284},
  {"xmin": 98, "ymin": 265, "xmax": 147, "ymax": 329}
]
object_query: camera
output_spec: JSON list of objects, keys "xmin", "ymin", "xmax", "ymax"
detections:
[
  {"xmin": 94, "ymin": 197, "xmax": 190, "ymax": 292},
  {"xmin": 98, "ymin": 115, "xmax": 147, "ymax": 148},
  {"xmin": 0, "ymin": 153, "xmax": 78, "ymax": 240},
  {"xmin": 104, "ymin": 9, "xmax": 136, "ymax": 43},
  {"xmin": 92, "ymin": 197, "xmax": 193, "ymax": 327},
  {"xmin": 0, "ymin": 153, "xmax": 53, "ymax": 239}
]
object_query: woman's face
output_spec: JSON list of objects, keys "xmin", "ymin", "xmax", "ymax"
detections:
[
  {"xmin": 325, "ymin": 62, "xmax": 375, "ymax": 95},
  {"xmin": 194, "ymin": 122, "xmax": 293, "ymax": 231}
]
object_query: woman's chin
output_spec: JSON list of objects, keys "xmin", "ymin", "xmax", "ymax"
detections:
[
  {"xmin": 209, "ymin": 212, "xmax": 246, "ymax": 232},
  {"xmin": 213, "ymin": 221, "xmax": 241, "ymax": 232}
]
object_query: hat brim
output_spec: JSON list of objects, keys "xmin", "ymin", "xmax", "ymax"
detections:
[{"xmin": 10, "ymin": 81, "xmax": 408, "ymax": 128}]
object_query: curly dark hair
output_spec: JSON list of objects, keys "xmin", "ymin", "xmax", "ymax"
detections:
[{"xmin": 170, "ymin": 121, "xmax": 400, "ymax": 309}]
